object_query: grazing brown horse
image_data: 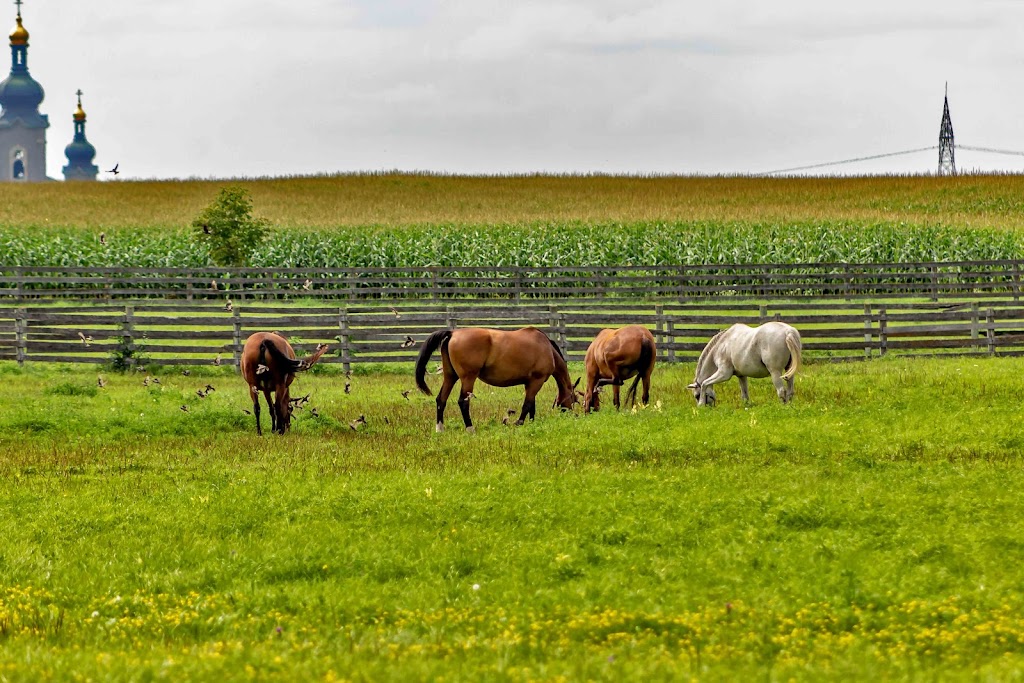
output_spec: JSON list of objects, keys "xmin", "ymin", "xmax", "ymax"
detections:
[
  {"xmin": 583, "ymin": 325, "xmax": 656, "ymax": 413},
  {"xmin": 415, "ymin": 327, "xmax": 579, "ymax": 432},
  {"xmin": 240, "ymin": 333, "xmax": 328, "ymax": 435}
]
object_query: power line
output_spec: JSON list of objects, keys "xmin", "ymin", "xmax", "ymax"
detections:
[
  {"xmin": 958, "ymin": 145, "xmax": 1024, "ymax": 158},
  {"xmin": 755, "ymin": 146, "xmax": 938, "ymax": 176}
]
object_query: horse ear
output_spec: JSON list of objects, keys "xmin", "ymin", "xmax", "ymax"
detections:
[
  {"xmin": 573, "ymin": 377, "xmax": 581, "ymax": 389},
  {"xmin": 686, "ymin": 382, "xmax": 699, "ymax": 390}
]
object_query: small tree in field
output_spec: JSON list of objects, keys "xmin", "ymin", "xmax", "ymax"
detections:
[{"xmin": 192, "ymin": 186, "xmax": 270, "ymax": 267}]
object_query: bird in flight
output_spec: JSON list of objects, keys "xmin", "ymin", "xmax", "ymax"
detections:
[
  {"xmin": 400, "ymin": 335, "xmax": 416, "ymax": 348},
  {"xmin": 106, "ymin": 163, "xmax": 119, "ymax": 175}
]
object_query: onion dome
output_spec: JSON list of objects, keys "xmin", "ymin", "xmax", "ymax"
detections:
[
  {"xmin": 9, "ymin": 15, "xmax": 26, "ymax": 45},
  {"xmin": 63, "ymin": 90, "xmax": 97, "ymax": 180},
  {"xmin": 0, "ymin": 8, "xmax": 45, "ymax": 125}
]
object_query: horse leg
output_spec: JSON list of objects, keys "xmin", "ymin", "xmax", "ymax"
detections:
[
  {"xmin": 697, "ymin": 367, "xmax": 733, "ymax": 406},
  {"xmin": 770, "ymin": 372, "xmax": 788, "ymax": 404},
  {"xmin": 785, "ymin": 375, "xmax": 795, "ymax": 403},
  {"xmin": 641, "ymin": 366, "xmax": 653, "ymax": 405},
  {"xmin": 457, "ymin": 374, "xmax": 478, "ymax": 433},
  {"xmin": 737, "ymin": 376, "xmax": 750, "ymax": 403},
  {"xmin": 263, "ymin": 389, "xmax": 277, "ymax": 433},
  {"xmin": 251, "ymin": 386, "xmax": 263, "ymax": 436},
  {"xmin": 613, "ymin": 384, "xmax": 621, "ymax": 410},
  {"xmin": 518, "ymin": 378, "xmax": 545, "ymax": 425},
  {"xmin": 435, "ymin": 370, "xmax": 458, "ymax": 433}
]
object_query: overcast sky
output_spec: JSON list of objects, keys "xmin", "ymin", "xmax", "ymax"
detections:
[{"xmin": 16, "ymin": 0, "xmax": 1024, "ymax": 180}]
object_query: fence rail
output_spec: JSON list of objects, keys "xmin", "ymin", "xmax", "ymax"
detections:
[
  {"xmin": 2, "ymin": 260, "xmax": 1024, "ymax": 301},
  {"xmin": 3, "ymin": 299, "xmax": 1023, "ymax": 368}
]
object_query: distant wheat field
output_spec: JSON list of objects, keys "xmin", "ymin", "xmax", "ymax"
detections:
[{"xmin": 2, "ymin": 173, "xmax": 1024, "ymax": 230}]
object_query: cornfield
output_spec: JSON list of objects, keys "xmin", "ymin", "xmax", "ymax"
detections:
[{"xmin": 2, "ymin": 221, "xmax": 1020, "ymax": 269}]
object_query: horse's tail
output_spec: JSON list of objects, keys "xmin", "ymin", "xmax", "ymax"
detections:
[
  {"xmin": 260, "ymin": 338, "xmax": 307, "ymax": 374},
  {"xmin": 300, "ymin": 343, "xmax": 329, "ymax": 371},
  {"xmin": 782, "ymin": 327, "xmax": 802, "ymax": 381},
  {"xmin": 625, "ymin": 334, "xmax": 656, "ymax": 407},
  {"xmin": 415, "ymin": 329, "xmax": 452, "ymax": 396}
]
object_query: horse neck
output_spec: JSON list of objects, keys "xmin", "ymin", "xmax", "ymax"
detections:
[
  {"xmin": 551, "ymin": 353, "xmax": 573, "ymax": 401},
  {"xmin": 695, "ymin": 329, "xmax": 726, "ymax": 381}
]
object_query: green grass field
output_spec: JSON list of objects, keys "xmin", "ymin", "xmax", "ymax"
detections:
[{"xmin": 3, "ymin": 357, "xmax": 1024, "ymax": 680}]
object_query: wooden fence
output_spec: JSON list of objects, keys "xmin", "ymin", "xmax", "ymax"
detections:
[
  {"xmin": 2, "ymin": 299, "xmax": 1023, "ymax": 368},
  {"xmin": 2, "ymin": 260, "xmax": 1024, "ymax": 301}
]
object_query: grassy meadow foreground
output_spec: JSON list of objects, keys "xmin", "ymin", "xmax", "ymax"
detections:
[{"xmin": 2, "ymin": 357, "xmax": 1024, "ymax": 680}]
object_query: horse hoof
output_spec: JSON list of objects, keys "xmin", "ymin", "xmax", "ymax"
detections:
[
  {"xmin": 466, "ymin": 426, "xmax": 476, "ymax": 434},
  {"xmin": 436, "ymin": 423, "xmax": 445, "ymax": 433}
]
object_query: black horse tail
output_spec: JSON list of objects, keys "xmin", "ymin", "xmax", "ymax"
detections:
[
  {"xmin": 415, "ymin": 329, "xmax": 452, "ymax": 396},
  {"xmin": 260, "ymin": 338, "xmax": 306, "ymax": 374},
  {"xmin": 624, "ymin": 335, "xmax": 655, "ymax": 407}
]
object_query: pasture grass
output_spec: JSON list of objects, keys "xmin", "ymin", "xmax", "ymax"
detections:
[
  {"xmin": 3, "ymin": 172, "xmax": 1024, "ymax": 230},
  {"xmin": 2, "ymin": 357, "xmax": 1024, "ymax": 680}
]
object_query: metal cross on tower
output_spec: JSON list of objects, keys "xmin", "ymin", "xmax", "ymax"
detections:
[
  {"xmin": 13, "ymin": 0, "xmax": 22, "ymax": 16},
  {"xmin": 938, "ymin": 84, "xmax": 956, "ymax": 176}
]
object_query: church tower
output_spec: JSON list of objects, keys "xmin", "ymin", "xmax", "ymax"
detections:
[
  {"xmin": 0, "ymin": 2, "xmax": 47, "ymax": 181},
  {"xmin": 63, "ymin": 90, "xmax": 98, "ymax": 180}
]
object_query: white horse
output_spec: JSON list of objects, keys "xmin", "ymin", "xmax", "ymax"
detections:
[{"xmin": 687, "ymin": 322, "xmax": 802, "ymax": 406}]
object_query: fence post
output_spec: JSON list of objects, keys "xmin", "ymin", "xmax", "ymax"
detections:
[
  {"xmin": 1012, "ymin": 262, "xmax": 1022, "ymax": 303},
  {"xmin": 548, "ymin": 304, "xmax": 558, "ymax": 341},
  {"xmin": 987, "ymin": 307, "xmax": 996, "ymax": 356},
  {"xmin": 15, "ymin": 307, "xmax": 25, "ymax": 365},
  {"xmin": 666, "ymin": 318, "xmax": 676, "ymax": 363},
  {"xmin": 843, "ymin": 263, "xmax": 853, "ymax": 301},
  {"xmin": 446, "ymin": 306, "xmax": 457, "ymax": 330},
  {"xmin": 928, "ymin": 265, "xmax": 939, "ymax": 302},
  {"xmin": 759, "ymin": 304, "xmax": 768, "ymax": 322},
  {"xmin": 863, "ymin": 304, "xmax": 872, "ymax": 359},
  {"xmin": 232, "ymin": 307, "xmax": 242, "ymax": 370},
  {"xmin": 879, "ymin": 308, "xmax": 888, "ymax": 356},
  {"xmin": 558, "ymin": 312, "xmax": 568, "ymax": 358},
  {"xmin": 338, "ymin": 308, "xmax": 351, "ymax": 374},
  {"xmin": 655, "ymin": 305, "xmax": 665, "ymax": 361},
  {"xmin": 123, "ymin": 305, "xmax": 135, "ymax": 370},
  {"xmin": 970, "ymin": 302, "xmax": 980, "ymax": 351}
]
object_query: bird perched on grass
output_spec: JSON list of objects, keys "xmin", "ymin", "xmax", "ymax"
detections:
[
  {"xmin": 97, "ymin": 376, "xmax": 106, "ymax": 388},
  {"xmin": 99, "ymin": 232, "xmax": 107, "ymax": 246},
  {"xmin": 310, "ymin": 407, "xmax": 320, "ymax": 418},
  {"xmin": 180, "ymin": 405, "xmax": 190, "ymax": 413},
  {"xmin": 344, "ymin": 381, "xmax": 351, "ymax": 394},
  {"xmin": 196, "ymin": 389, "xmax": 208, "ymax": 399},
  {"xmin": 181, "ymin": 369, "xmax": 191, "ymax": 376}
]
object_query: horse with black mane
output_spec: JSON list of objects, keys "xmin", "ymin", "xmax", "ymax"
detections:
[
  {"xmin": 415, "ymin": 327, "xmax": 579, "ymax": 432},
  {"xmin": 240, "ymin": 332, "xmax": 328, "ymax": 435},
  {"xmin": 582, "ymin": 325, "xmax": 656, "ymax": 413}
]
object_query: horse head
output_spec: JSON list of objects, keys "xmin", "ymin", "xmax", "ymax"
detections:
[
  {"xmin": 554, "ymin": 376, "xmax": 582, "ymax": 411},
  {"xmin": 686, "ymin": 381, "xmax": 716, "ymax": 407}
]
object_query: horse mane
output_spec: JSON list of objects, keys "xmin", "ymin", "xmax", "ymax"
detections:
[
  {"xmin": 695, "ymin": 327, "xmax": 729, "ymax": 378},
  {"xmin": 546, "ymin": 335, "xmax": 566, "ymax": 362}
]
